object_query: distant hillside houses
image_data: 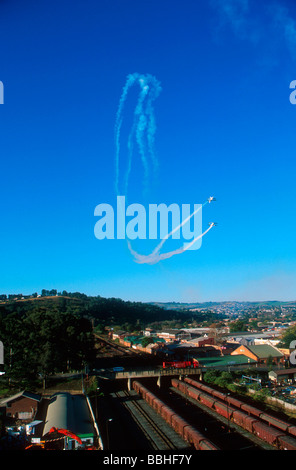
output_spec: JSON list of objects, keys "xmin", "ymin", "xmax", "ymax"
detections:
[
  {"xmin": 226, "ymin": 330, "xmax": 283, "ymax": 347},
  {"xmin": 112, "ymin": 328, "xmax": 224, "ymax": 357},
  {"xmin": 111, "ymin": 326, "xmax": 291, "ymax": 368}
]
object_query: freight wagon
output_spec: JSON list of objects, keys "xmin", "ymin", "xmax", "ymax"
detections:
[
  {"xmin": 172, "ymin": 378, "xmax": 296, "ymax": 450},
  {"xmin": 184, "ymin": 377, "xmax": 296, "ymax": 440},
  {"xmin": 132, "ymin": 380, "xmax": 219, "ymax": 450}
]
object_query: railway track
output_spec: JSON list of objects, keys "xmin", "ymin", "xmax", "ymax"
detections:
[
  {"xmin": 112, "ymin": 390, "xmax": 189, "ymax": 450},
  {"xmin": 134, "ymin": 380, "xmax": 271, "ymax": 450},
  {"xmin": 94, "ymin": 334, "xmax": 135, "ymax": 355},
  {"xmin": 168, "ymin": 384, "xmax": 272, "ymax": 450},
  {"xmin": 176, "ymin": 377, "xmax": 296, "ymax": 450}
]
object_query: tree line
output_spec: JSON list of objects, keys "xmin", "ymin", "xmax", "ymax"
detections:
[
  {"xmin": 0, "ymin": 292, "xmax": 223, "ymax": 386},
  {"xmin": 0, "ymin": 298, "xmax": 95, "ymax": 386}
]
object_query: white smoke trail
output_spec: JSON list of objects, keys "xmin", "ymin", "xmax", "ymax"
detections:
[
  {"xmin": 145, "ymin": 78, "xmax": 161, "ymax": 175},
  {"xmin": 114, "ymin": 73, "xmax": 162, "ymax": 197},
  {"xmin": 128, "ymin": 223, "xmax": 215, "ymax": 265},
  {"xmin": 135, "ymin": 84, "xmax": 150, "ymax": 194},
  {"xmin": 114, "ymin": 73, "xmax": 138, "ymax": 196},
  {"xmin": 150, "ymin": 200, "xmax": 208, "ymax": 257},
  {"xmin": 114, "ymin": 73, "xmax": 216, "ymax": 265}
]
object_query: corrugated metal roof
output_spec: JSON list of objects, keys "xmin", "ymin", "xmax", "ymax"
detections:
[
  {"xmin": 194, "ymin": 355, "xmax": 256, "ymax": 367},
  {"xmin": 42, "ymin": 393, "xmax": 95, "ymax": 438}
]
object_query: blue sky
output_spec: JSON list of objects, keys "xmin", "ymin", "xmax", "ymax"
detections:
[{"xmin": 0, "ymin": 0, "xmax": 296, "ymax": 302}]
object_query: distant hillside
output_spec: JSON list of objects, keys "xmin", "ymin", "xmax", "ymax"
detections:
[
  {"xmin": 0, "ymin": 292, "xmax": 223, "ymax": 328},
  {"xmin": 149, "ymin": 300, "xmax": 296, "ymax": 312}
]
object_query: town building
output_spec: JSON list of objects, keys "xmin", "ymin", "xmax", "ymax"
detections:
[
  {"xmin": 42, "ymin": 392, "xmax": 96, "ymax": 449},
  {"xmin": 231, "ymin": 344, "xmax": 285, "ymax": 366},
  {"xmin": 112, "ymin": 330, "xmax": 127, "ymax": 340},
  {"xmin": 182, "ymin": 335, "xmax": 215, "ymax": 347},
  {"xmin": 156, "ymin": 329, "xmax": 183, "ymax": 342},
  {"xmin": 0, "ymin": 391, "xmax": 41, "ymax": 421},
  {"xmin": 269, "ymin": 368, "xmax": 296, "ymax": 384}
]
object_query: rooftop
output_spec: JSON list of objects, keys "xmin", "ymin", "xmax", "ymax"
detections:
[
  {"xmin": 0, "ymin": 390, "xmax": 41, "ymax": 407},
  {"xmin": 246, "ymin": 344, "xmax": 284, "ymax": 358},
  {"xmin": 42, "ymin": 393, "xmax": 95, "ymax": 438},
  {"xmin": 269, "ymin": 368, "xmax": 296, "ymax": 376},
  {"xmin": 194, "ymin": 354, "xmax": 256, "ymax": 367}
]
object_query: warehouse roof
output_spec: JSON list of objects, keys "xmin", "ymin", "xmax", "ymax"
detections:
[
  {"xmin": 42, "ymin": 393, "xmax": 95, "ymax": 438},
  {"xmin": 247, "ymin": 344, "xmax": 283, "ymax": 358},
  {"xmin": 193, "ymin": 355, "xmax": 256, "ymax": 367}
]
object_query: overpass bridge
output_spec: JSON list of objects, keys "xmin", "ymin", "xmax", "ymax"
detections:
[{"xmin": 94, "ymin": 366, "xmax": 202, "ymax": 389}]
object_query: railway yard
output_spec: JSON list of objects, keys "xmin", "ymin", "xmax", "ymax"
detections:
[
  {"xmin": 3, "ymin": 335, "xmax": 293, "ymax": 452},
  {"xmin": 94, "ymin": 375, "xmax": 296, "ymax": 451},
  {"xmin": 92, "ymin": 335, "xmax": 296, "ymax": 451}
]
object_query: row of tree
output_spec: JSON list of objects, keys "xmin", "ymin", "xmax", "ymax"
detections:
[
  {"xmin": 0, "ymin": 302, "xmax": 95, "ymax": 386},
  {"xmin": 0, "ymin": 292, "xmax": 224, "ymax": 386}
]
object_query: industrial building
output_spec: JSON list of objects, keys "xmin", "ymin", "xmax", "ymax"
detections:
[
  {"xmin": 41, "ymin": 392, "xmax": 96, "ymax": 449},
  {"xmin": 231, "ymin": 344, "xmax": 285, "ymax": 367}
]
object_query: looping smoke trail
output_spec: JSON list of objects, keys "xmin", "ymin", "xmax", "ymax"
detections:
[
  {"xmin": 114, "ymin": 73, "xmax": 216, "ymax": 265},
  {"xmin": 114, "ymin": 73, "xmax": 162, "ymax": 197},
  {"xmin": 128, "ymin": 223, "xmax": 215, "ymax": 265},
  {"xmin": 150, "ymin": 200, "xmax": 208, "ymax": 258},
  {"xmin": 114, "ymin": 74, "xmax": 137, "ymax": 196}
]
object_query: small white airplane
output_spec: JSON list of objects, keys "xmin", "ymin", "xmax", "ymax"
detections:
[
  {"xmin": 209, "ymin": 222, "xmax": 218, "ymax": 227},
  {"xmin": 208, "ymin": 196, "xmax": 216, "ymax": 203}
]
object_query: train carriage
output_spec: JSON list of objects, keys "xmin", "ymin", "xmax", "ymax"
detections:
[
  {"xmin": 198, "ymin": 392, "xmax": 216, "ymax": 409},
  {"xmin": 171, "ymin": 414, "xmax": 190, "ymax": 436},
  {"xmin": 226, "ymin": 396, "xmax": 244, "ymax": 410},
  {"xmin": 252, "ymin": 420, "xmax": 284, "ymax": 446},
  {"xmin": 259, "ymin": 413, "xmax": 289, "ymax": 432},
  {"xmin": 198, "ymin": 438, "xmax": 220, "ymax": 451},
  {"xmin": 145, "ymin": 391, "xmax": 156, "ymax": 408},
  {"xmin": 134, "ymin": 379, "xmax": 296, "ymax": 451},
  {"xmin": 214, "ymin": 400, "xmax": 233, "ymax": 420},
  {"xmin": 232, "ymin": 409, "xmax": 248, "ymax": 428},
  {"xmin": 287, "ymin": 425, "xmax": 296, "ymax": 438},
  {"xmin": 183, "ymin": 425, "xmax": 219, "ymax": 450},
  {"xmin": 199, "ymin": 384, "xmax": 216, "ymax": 395},
  {"xmin": 277, "ymin": 434, "xmax": 296, "ymax": 451},
  {"xmin": 187, "ymin": 386, "xmax": 201, "ymax": 402},
  {"xmin": 240, "ymin": 402, "xmax": 265, "ymax": 418},
  {"xmin": 184, "ymin": 377, "xmax": 203, "ymax": 389},
  {"xmin": 135, "ymin": 382, "xmax": 147, "ymax": 399},
  {"xmin": 232, "ymin": 410, "xmax": 258, "ymax": 433},
  {"xmin": 169, "ymin": 378, "xmax": 296, "ymax": 449},
  {"xmin": 173, "ymin": 379, "xmax": 187, "ymax": 394},
  {"xmin": 133, "ymin": 381, "xmax": 140, "ymax": 394},
  {"xmin": 152, "ymin": 397, "xmax": 164, "ymax": 414},
  {"xmin": 211, "ymin": 389, "xmax": 228, "ymax": 401},
  {"xmin": 160, "ymin": 404, "xmax": 176, "ymax": 425}
]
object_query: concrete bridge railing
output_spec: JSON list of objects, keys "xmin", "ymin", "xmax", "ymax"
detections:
[{"xmin": 96, "ymin": 367, "xmax": 201, "ymax": 380}]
